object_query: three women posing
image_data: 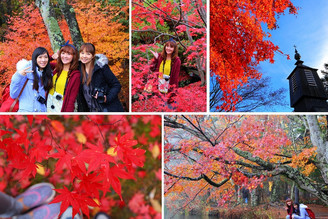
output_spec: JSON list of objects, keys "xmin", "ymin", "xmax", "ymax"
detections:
[{"xmin": 10, "ymin": 42, "xmax": 123, "ymax": 112}]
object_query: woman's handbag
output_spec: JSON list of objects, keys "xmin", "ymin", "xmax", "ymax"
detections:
[
  {"xmin": 158, "ymin": 75, "xmax": 170, "ymax": 94},
  {"xmin": 0, "ymin": 79, "xmax": 28, "ymax": 112}
]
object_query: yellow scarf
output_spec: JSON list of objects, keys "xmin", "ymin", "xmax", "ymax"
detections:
[
  {"xmin": 159, "ymin": 60, "xmax": 171, "ymax": 78},
  {"xmin": 49, "ymin": 70, "xmax": 68, "ymax": 95}
]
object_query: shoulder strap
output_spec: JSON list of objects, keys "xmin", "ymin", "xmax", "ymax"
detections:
[{"xmin": 9, "ymin": 79, "xmax": 28, "ymax": 112}]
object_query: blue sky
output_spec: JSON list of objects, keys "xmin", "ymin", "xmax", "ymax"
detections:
[{"xmin": 258, "ymin": 0, "xmax": 328, "ymax": 112}]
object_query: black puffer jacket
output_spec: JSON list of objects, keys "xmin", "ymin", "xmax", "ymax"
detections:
[{"xmin": 77, "ymin": 54, "xmax": 124, "ymax": 112}]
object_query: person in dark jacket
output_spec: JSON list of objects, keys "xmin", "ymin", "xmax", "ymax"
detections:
[{"xmin": 77, "ymin": 43, "xmax": 124, "ymax": 112}]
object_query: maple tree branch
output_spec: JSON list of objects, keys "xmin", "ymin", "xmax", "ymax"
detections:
[
  {"xmin": 214, "ymin": 116, "xmax": 244, "ymax": 144},
  {"xmin": 45, "ymin": 120, "xmax": 64, "ymax": 150},
  {"xmin": 177, "ymin": 151, "xmax": 223, "ymax": 176},
  {"xmin": 167, "ymin": 143, "xmax": 268, "ymax": 172},
  {"xmin": 194, "ymin": 0, "xmax": 206, "ymax": 27},
  {"xmin": 164, "ymin": 116, "xmax": 209, "ymax": 142},
  {"xmin": 86, "ymin": 116, "xmax": 107, "ymax": 147},
  {"xmin": 164, "ymin": 171, "xmax": 231, "ymax": 188},
  {"xmin": 164, "ymin": 177, "xmax": 181, "ymax": 194},
  {"xmin": 239, "ymin": 164, "xmax": 328, "ymax": 203},
  {"xmin": 164, "ymin": 171, "xmax": 203, "ymax": 181},
  {"xmin": 84, "ymin": 116, "xmax": 123, "ymax": 149},
  {"xmin": 182, "ymin": 115, "xmax": 215, "ymax": 146},
  {"xmin": 232, "ymin": 147, "xmax": 275, "ymax": 170},
  {"xmin": 132, "ymin": 0, "xmax": 197, "ymax": 49},
  {"xmin": 132, "ymin": 29, "xmax": 176, "ymax": 38},
  {"xmin": 133, "ymin": 0, "xmax": 198, "ymax": 28}
]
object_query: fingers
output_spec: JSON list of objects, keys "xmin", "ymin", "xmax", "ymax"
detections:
[
  {"xmin": 150, "ymin": 50, "xmax": 158, "ymax": 58},
  {"xmin": 51, "ymin": 50, "xmax": 60, "ymax": 59},
  {"xmin": 52, "ymin": 54, "xmax": 58, "ymax": 60},
  {"xmin": 19, "ymin": 67, "xmax": 32, "ymax": 76},
  {"xmin": 93, "ymin": 91, "xmax": 98, "ymax": 99}
]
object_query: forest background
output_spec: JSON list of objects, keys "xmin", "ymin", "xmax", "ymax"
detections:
[{"xmin": 0, "ymin": 0, "xmax": 129, "ymax": 111}]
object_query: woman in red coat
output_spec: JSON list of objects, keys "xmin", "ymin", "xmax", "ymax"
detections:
[
  {"xmin": 150, "ymin": 38, "xmax": 181, "ymax": 100},
  {"xmin": 285, "ymin": 198, "xmax": 294, "ymax": 219},
  {"xmin": 47, "ymin": 41, "xmax": 81, "ymax": 112}
]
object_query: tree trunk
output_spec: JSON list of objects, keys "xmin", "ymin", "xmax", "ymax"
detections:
[
  {"xmin": 294, "ymin": 186, "xmax": 299, "ymax": 204},
  {"xmin": 291, "ymin": 182, "xmax": 295, "ymax": 201},
  {"xmin": 179, "ymin": 0, "xmax": 206, "ymax": 86},
  {"xmin": 250, "ymin": 188, "xmax": 259, "ymax": 207},
  {"xmin": 270, "ymin": 177, "xmax": 280, "ymax": 203},
  {"xmin": 57, "ymin": 0, "xmax": 83, "ymax": 49},
  {"xmin": 306, "ymin": 115, "xmax": 328, "ymax": 184},
  {"xmin": 236, "ymin": 185, "xmax": 241, "ymax": 204},
  {"xmin": 35, "ymin": 0, "xmax": 64, "ymax": 52}
]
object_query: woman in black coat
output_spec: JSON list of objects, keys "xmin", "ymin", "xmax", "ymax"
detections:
[{"xmin": 77, "ymin": 43, "xmax": 124, "ymax": 112}]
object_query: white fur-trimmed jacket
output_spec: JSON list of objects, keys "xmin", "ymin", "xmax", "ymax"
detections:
[{"xmin": 10, "ymin": 59, "xmax": 47, "ymax": 112}]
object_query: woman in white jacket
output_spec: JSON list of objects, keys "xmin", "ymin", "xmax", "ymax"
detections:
[
  {"xmin": 292, "ymin": 203, "xmax": 311, "ymax": 219},
  {"xmin": 10, "ymin": 47, "xmax": 53, "ymax": 112}
]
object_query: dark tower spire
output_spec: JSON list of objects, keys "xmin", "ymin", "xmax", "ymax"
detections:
[{"xmin": 287, "ymin": 47, "xmax": 328, "ymax": 112}]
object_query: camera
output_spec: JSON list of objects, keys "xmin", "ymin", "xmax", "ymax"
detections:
[
  {"xmin": 93, "ymin": 88, "xmax": 106, "ymax": 104},
  {"xmin": 163, "ymin": 75, "xmax": 170, "ymax": 81},
  {"xmin": 37, "ymin": 95, "xmax": 46, "ymax": 104}
]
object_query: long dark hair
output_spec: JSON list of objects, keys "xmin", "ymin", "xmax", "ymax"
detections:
[
  {"xmin": 79, "ymin": 43, "xmax": 96, "ymax": 86},
  {"xmin": 294, "ymin": 203, "xmax": 300, "ymax": 215},
  {"xmin": 56, "ymin": 45, "xmax": 79, "ymax": 78},
  {"xmin": 31, "ymin": 47, "xmax": 53, "ymax": 92}
]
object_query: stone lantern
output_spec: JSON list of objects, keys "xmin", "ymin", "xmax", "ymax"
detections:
[{"xmin": 287, "ymin": 48, "xmax": 328, "ymax": 112}]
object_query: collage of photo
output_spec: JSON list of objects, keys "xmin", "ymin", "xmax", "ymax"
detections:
[{"xmin": 0, "ymin": 0, "xmax": 327, "ymax": 219}]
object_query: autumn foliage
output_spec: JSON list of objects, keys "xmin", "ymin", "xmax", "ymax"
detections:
[
  {"xmin": 164, "ymin": 115, "xmax": 321, "ymax": 212},
  {"xmin": 0, "ymin": 1, "xmax": 129, "ymax": 109},
  {"xmin": 210, "ymin": 0, "xmax": 298, "ymax": 111},
  {"xmin": 131, "ymin": 0, "xmax": 206, "ymax": 112},
  {"xmin": 0, "ymin": 115, "xmax": 161, "ymax": 218}
]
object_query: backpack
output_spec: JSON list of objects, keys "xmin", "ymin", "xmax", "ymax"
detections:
[
  {"xmin": 305, "ymin": 208, "xmax": 315, "ymax": 219},
  {"xmin": 0, "ymin": 84, "xmax": 19, "ymax": 112},
  {"xmin": 0, "ymin": 79, "xmax": 28, "ymax": 112}
]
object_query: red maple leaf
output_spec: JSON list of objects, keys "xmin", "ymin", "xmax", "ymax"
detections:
[
  {"xmin": 78, "ymin": 141, "xmax": 116, "ymax": 173},
  {"xmin": 50, "ymin": 147, "xmax": 74, "ymax": 173},
  {"xmin": 51, "ymin": 186, "xmax": 98, "ymax": 219},
  {"xmin": 103, "ymin": 165, "xmax": 135, "ymax": 200}
]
